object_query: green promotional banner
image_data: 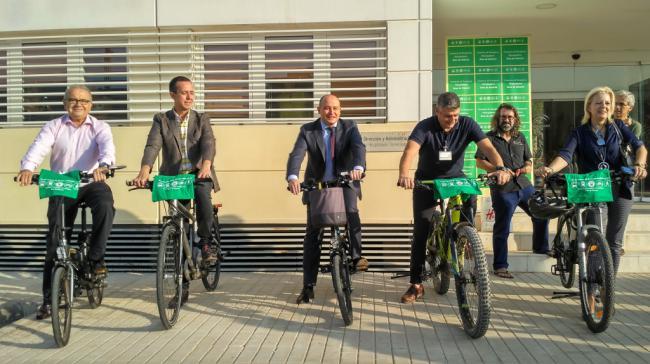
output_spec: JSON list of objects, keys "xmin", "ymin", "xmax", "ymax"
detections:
[
  {"xmin": 446, "ymin": 37, "xmax": 531, "ymax": 177},
  {"xmin": 38, "ymin": 169, "xmax": 80, "ymax": 199},
  {"xmin": 431, "ymin": 178, "xmax": 482, "ymax": 200},
  {"xmin": 565, "ymin": 170, "xmax": 614, "ymax": 204},
  {"xmin": 152, "ymin": 174, "xmax": 195, "ymax": 202}
]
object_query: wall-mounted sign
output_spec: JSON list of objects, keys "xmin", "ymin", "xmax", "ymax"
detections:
[
  {"xmin": 446, "ymin": 37, "xmax": 531, "ymax": 177},
  {"xmin": 362, "ymin": 131, "xmax": 410, "ymax": 152}
]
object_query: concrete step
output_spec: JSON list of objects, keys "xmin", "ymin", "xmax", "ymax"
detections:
[
  {"xmin": 507, "ymin": 211, "xmax": 649, "ymax": 233},
  {"xmin": 486, "ymin": 252, "xmax": 650, "ymax": 273},
  {"xmin": 478, "ymin": 231, "xmax": 649, "ymax": 252}
]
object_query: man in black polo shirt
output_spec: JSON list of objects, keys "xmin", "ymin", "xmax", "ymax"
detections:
[
  {"xmin": 397, "ymin": 92, "xmax": 511, "ymax": 303},
  {"xmin": 476, "ymin": 103, "xmax": 549, "ymax": 279}
]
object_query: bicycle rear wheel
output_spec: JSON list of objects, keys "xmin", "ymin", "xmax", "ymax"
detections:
[
  {"xmin": 556, "ymin": 215, "xmax": 576, "ymax": 288},
  {"xmin": 454, "ymin": 225, "xmax": 491, "ymax": 338},
  {"xmin": 579, "ymin": 229, "xmax": 614, "ymax": 333},
  {"xmin": 51, "ymin": 265, "xmax": 72, "ymax": 347},
  {"xmin": 157, "ymin": 224, "xmax": 183, "ymax": 329},
  {"xmin": 202, "ymin": 214, "xmax": 222, "ymax": 291},
  {"xmin": 331, "ymin": 251, "xmax": 353, "ymax": 326},
  {"xmin": 428, "ymin": 211, "xmax": 450, "ymax": 294}
]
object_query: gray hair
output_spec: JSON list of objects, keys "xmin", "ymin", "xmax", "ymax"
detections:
[
  {"xmin": 64, "ymin": 85, "xmax": 93, "ymax": 102},
  {"xmin": 614, "ymin": 89, "xmax": 635, "ymax": 110},
  {"xmin": 436, "ymin": 92, "xmax": 460, "ymax": 109}
]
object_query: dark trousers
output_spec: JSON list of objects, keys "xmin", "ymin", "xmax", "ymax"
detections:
[
  {"xmin": 303, "ymin": 187, "xmax": 362, "ymax": 287},
  {"xmin": 491, "ymin": 185, "xmax": 549, "ymax": 270},
  {"xmin": 190, "ymin": 180, "xmax": 214, "ymax": 240},
  {"xmin": 409, "ymin": 188, "xmax": 476, "ymax": 284},
  {"xmin": 43, "ymin": 182, "xmax": 115, "ymax": 301}
]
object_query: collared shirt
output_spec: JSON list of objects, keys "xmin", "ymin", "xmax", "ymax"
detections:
[
  {"xmin": 173, "ymin": 109, "xmax": 193, "ymax": 173},
  {"xmin": 409, "ymin": 115, "xmax": 486, "ymax": 179},
  {"xmin": 20, "ymin": 114, "xmax": 115, "ymax": 173},
  {"xmin": 476, "ymin": 131, "xmax": 532, "ymax": 192},
  {"xmin": 557, "ymin": 119, "xmax": 643, "ymax": 173}
]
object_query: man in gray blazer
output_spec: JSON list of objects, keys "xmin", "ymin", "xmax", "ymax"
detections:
[
  {"xmin": 287, "ymin": 94, "xmax": 368, "ymax": 304},
  {"xmin": 132, "ymin": 76, "xmax": 219, "ymax": 306}
]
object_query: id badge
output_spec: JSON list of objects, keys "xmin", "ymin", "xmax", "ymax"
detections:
[{"xmin": 439, "ymin": 150, "xmax": 452, "ymax": 161}]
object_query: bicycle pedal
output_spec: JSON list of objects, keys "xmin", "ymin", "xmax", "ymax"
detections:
[{"xmin": 550, "ymin": 264, "xmax": 560, "ymax": 276}]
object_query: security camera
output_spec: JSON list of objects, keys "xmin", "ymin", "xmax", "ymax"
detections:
[{"xmin": 571, "ymin": 53, "xmax": 581, "ymax": 60}]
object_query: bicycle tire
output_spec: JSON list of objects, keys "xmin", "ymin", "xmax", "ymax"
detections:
[
  {"xmin": 157, "ymin": 223, "xmax": 183, "ymax": 329},
  {"xmin": 429, "ymin": 211, "xmax": 450, "ymax": 295},
  {"xmin": 454, "ymin": 225, "xmax": 491, "ymax": 339},
  {"xmin": 579, "ymin": 229, "xmax": 614, "ymax": 333},
  {"xmin": 331, "ymin": 252, "xmax": 353, "ymax": 326},
  {"xmin": 51, "ymin": 265, "xmax": 72, "ymax": 347},
  {"xmin": 201, "ymin": 214, "xmax": 222, "ymax": 291},
  {"xmin": 556, "ymin": 215, "xmax": 576, "ymax": 288}
]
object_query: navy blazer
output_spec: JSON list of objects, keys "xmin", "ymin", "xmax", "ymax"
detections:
[{"xmin": 286, "ymin": 118, "xmax": 366, "ymax": 203}]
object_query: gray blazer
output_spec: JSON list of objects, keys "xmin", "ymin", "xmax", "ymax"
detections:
[
  {"xmin": 286, "ymin": 118, "xmax": 366, "ymax": 203},
  {"xmin": 141, "ymin": 109, "xmax": 220, "ymax": 192}
]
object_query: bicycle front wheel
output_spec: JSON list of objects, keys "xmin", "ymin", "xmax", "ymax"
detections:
[
  {"xmin": 157, "ymin": 224, "xmax": 183, "ymax": 329},
  {"xmin": 454, "ymin": 226, "xmax": 491, "ymax": 338},
  {"xmin": 331, "ymin": 252, "xmax": 353, "ymax": 326},
  {"xmin": 202, "ymin": 214, "xmax": 222, "ymax": 291},
  {"xmin": 51, "ymin": 265, "xmax": 72, "ymax": 347},
  {"xmin": 579, "ymin": 229, "xmax": 614, "ymax": 333}
]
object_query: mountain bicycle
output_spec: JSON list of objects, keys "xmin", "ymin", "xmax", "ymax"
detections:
[
  {"xmin": 394, "ymin": 174, "xmax": 493, "ymax": 338},
  {"xmin": 15, "ymin": 165, "xmax": 123, "ymax": 347},
  {"xmin": 127, "ymin": 176, "xmax": 223, "ymax": 329},
  {"xmin": 531, "ymin": 169, "xmax": 632, "ymax": 333}
]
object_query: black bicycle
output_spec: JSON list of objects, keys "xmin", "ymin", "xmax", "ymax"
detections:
[
  {"xmin": 533, "ymin": 169, "xmax": 633, "ymax": 333},
  {"xmin": 297, "ymin": 175, "xmax": 360, "ymax": 326},
  {"xmin": 15, "ymin": 166, "xmax": 123, "ymax": 347},
  {"xmin": 127, "ymin": 177, "xmax": 223, "ymax": 329}
]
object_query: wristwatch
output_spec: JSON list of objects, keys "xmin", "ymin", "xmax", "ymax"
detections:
[
  {"xmin": 495, "ymin": 166, "xmax": 506, "ymax": 172},
  {"xmin": 99, "ymin": 162, "xmax": 110, "ymax": 169}
]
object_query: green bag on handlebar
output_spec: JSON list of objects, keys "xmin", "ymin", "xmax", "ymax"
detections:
[
  {"xmin": 151, "ymin": 174, "xmax": 195, "ymax": 202},
  {"xmin": 38, "ymin": 169, "xmax": 80, "ymax": 199},
  {"xmin": 433, "ymin": 178, "xmax": 482, "ymax": 200},
  {"xmin": 564, "ymin": 169, "xmax": 613, "ymax": 204}
]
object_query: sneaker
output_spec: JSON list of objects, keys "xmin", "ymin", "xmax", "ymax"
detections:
[
  {"xmin": 36, "ymin": 303, "xmax": 52, "ymax": 320},
  {"xmin": 400, "ymin": 284, "xmax": 424, "ymax": 304},
  {"xmin": 354, "ymin": 257, "xmax": 369, "ymax": 272},
  {"xmin": 200, "ymin": 239, "xmax": 217, "ymax": 262}
]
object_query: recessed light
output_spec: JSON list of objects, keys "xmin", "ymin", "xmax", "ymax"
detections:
[{"xmin": 536, "ymin": 3, "xmax": 557, "ymax": 10}]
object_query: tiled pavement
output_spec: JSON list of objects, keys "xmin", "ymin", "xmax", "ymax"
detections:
[{"xmin": 0, "ymin": 271, "xmax": 648, "ymax": 363}]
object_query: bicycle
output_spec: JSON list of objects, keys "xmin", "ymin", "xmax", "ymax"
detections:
[
  {"xmin": 126, "ymin": 176, "xmax": 223, "ymax": 329},
  {"xmin": 393, "ymin": 174, "xmax": 493, "ymax": 338},
  {"xmin": 531, "ymin": 169, "xmax": 632, "ymax": 333},
  {"xmin": 15, "ymin": 166, "xmax": 123, "ymax": 347},
  {"xmin": 296, "ymin": 174, "xmax": 361, "ymax": 326}
]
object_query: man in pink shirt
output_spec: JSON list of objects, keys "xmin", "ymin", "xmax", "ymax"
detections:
[{"xmin": 16, "ymin": 85, "xmax": 116, "ymax": 320}]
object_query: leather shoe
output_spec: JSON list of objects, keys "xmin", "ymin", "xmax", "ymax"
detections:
[
  {"xmin": 200, "ymin": 240, "xmax": 218, "ymax": 262},
  {"xmin": 92, "ymin": 260, "xmax": 108, "ymax": 277},
  {"xmin": 296, "ymin": 286, "xmax": 314, "ymax": 304},
  {"xmin": 400, "ymin": 284, "xmax": 424, "ymax": 304},
  {"xmin": 36, "ymin": 303, "xmax": 52, "ymax": 320},
  {"xmin": 354, "ymin": 257, "xmax": 369, "ymax": 272},
  {"xmin": 168, "ymin": 287, "xmax": 189, "ymax": 308}
]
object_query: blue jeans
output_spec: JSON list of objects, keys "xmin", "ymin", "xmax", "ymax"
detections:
[{"xmin": 491, "ymin": 185, "xmax": 549, "ymax": 270}]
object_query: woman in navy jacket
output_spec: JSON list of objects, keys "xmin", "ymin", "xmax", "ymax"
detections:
[{"xmin": 535, "ymin": 86, "xmax": 647, "ymax": 275}]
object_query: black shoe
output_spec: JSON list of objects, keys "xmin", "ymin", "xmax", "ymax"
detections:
[
  {"xmin": 168, "ymin": 287, "xmax": 190, "ymax": 309},
  {"xmin": 36, "ymin": 303, "xmax": 52, "ymax": 320},
  {"xmin": 296, "ymin": 286, "xmax": 314, "ymax": 304},
  {"xmin": 200, "ymin": 239, "xmax": 218, "ymax": 262}
]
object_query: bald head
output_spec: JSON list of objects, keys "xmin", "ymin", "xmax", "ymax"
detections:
[{"xmin": 317, "ymin": 94, "xmax": 341, "ymax": 126}]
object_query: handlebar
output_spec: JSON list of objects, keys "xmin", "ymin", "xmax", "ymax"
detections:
[
  {"xmin": 414, "ymin": 175, "xmax": 496, "ymax": 191},
  {"xmin": 14, "ymin": 165, "xmax": 126, "ymax": 184},
  {"xmin": 290, "ymin": 173, "xmax": 365, "ymax": 193},
  {"xmin": 126, "ymin": 177, "xmax": 213, "ymax": 191},
  {"xmin": 542, "ymin": 168, "xmax": 635, "ymax": 187}
]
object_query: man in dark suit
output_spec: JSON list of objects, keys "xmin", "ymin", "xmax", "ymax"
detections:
[
  {"xmin": 287, "ymin": 94, "xmax": 368, "ymax": 304},
  {"xmin": 131, "ymin": 75, "xmax": 219, "ymax": 306}
]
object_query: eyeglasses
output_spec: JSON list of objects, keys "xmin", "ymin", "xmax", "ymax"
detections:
[
  {"xmin": 499, "ymin": 116, "xmax": 516, "ymax": 121},
  {"xmin": 67, "ymin": 98, "xmax": 91, "ymax": 105}
]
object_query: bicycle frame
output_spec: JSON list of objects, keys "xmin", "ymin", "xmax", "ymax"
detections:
[{"xmin": 165, "ymin": 199, "xmax": 201, "ymax": 281}]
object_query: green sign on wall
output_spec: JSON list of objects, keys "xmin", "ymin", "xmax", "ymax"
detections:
[{"xmin": 446, "ymin": 37, "xmax": 531, "ymax": 177}]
